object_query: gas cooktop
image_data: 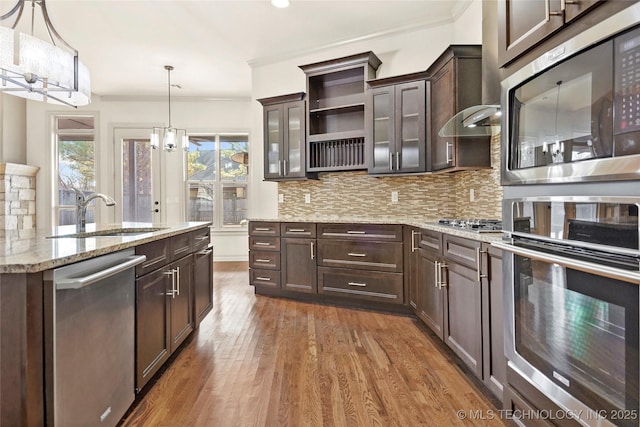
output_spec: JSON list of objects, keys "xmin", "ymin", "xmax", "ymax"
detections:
[{"xmin": 437, "ymin": 219, "xmax": 503, "ymax": 233}]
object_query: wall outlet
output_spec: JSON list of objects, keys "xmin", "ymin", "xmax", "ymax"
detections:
[
  {"xmin": 304, "ymin": 194, "xmax": 311, "ymax": 204},
  {"xmin": 278, "ymin": 194, "xmax": 284, "ymax": 203},
  {"xmin": 391, "ymin": 191, "xmax": 399, "ymax": 203},
  {"xmin": 470, "ymin": 188, "xmax": 475, "ymax": 202}
]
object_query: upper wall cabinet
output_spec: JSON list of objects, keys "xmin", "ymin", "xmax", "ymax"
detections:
[
  {"xmin": 258, "ymin": 93, "xmax": 315, "ymax": 181},
  {"xmin": 299, "ymin": 52, "xmax": 382, "ymax": 173},
  {"xmin": 428, "ymin": 45, "xmax": 491, "ymax": 172},
  {"xmin": 498, "ymin": 0, "xmax": 604, "ymax": 67},
  {"xmin": 366, "ymin": 71, "xmax": 430, "ymax": 175}
]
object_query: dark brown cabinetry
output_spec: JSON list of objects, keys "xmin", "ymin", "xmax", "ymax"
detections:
[
  {"xmin": 299, "ymin": 52, "xmax": 381, "ymax": 172},
  {"xmin": 281, "ymin": 223, "xmax": 317, "ymax": 293},
  {"xmin": 428, "ymin": 45, "xmax": 490, "ymax": 172},
  {"xmin": 258, "ymin": 93, "xmax": 312, "ymax": 181},
  {"xmin": 367, "ymin": 72, "xmax": 429, "ymax": 174},
  {"xmin": 403, "ymin": 226, "xmax": 421, "ymax": 309},
  {"xmin": 480, "ymin": 243, "xmax": 505, "ymax": 401},
  {"xmin": 416, "ymin": 229, "xmax": 444, "ymax": 338},
  {"xmin": 317, "ymin": 223, "xmax": 404, "ymax": 305},
  {"xmin": 134, "ymin": 229, "xmax": 210, "ymax": 392},
  {"xmin": 249, "ymin": 221, "xmax": 281, "ymax": 290},
  {"xmin": 498, "ymin": 0, "xmax": 604, "ymax": 67}
]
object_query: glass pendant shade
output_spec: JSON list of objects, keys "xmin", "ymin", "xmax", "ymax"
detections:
[
  {"xmin": 0, "ymin": 1, "xmax": 91, "ymax": 107},
  {"xmin": 151, "ymin": 65, "xmax": 188, "ymax": 152}
]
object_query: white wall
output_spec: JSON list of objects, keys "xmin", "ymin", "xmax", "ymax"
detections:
[
  {"xmin": 25, "ymin": 95, "xmax": 251, "ymax": 261},
  {"xmin": 248, "ymin": 6, "xmax": 482, "ymax": 220},
  {"xmin": 0, "ymin": 94, "xmax": 27, "ymax": 164}
]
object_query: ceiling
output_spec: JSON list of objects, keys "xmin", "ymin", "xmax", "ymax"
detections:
[{"xmin": 1, "ymin": 0, "xmax": 471, "ymax": 99}]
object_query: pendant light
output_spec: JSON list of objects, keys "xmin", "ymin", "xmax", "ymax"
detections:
[
  {"xmin": 0, "ymin": 0, "xmax": 91, "ymax": 107},
  {"xmin": 151, "ymin": 65, "xmax": 187, "ymax": 152}
]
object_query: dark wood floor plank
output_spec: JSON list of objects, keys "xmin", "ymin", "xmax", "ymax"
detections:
[{"xmin": 122, "ymin": 262, "xmax": 506, "ymax": 427}]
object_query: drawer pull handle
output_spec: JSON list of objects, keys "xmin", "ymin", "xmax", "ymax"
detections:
[
  {"xmin": 256, "ymin": 276, "xmax": 271, "ymax": 281},
  {"xmin": 347, "ymin": 282, "xmax": 367, "ymax": 287},
  {"xmin": 347, "ymin": 230, "xmax": 366, "ymax": 234},
  {"xmin": 254, "ymin": 227, "xmax": 272, "ymax": 232},
  {"xmin": 196, "ymin": 236, "xmax": 210, "ymax": 241},
  {"xmin": 254, "ymin": 242, "xmax": 271, "ymax": 246},
  {"xmin": 347, "ymin": 252, "xmax": 366, "ymax": 257},
  {"xmin": 255, "ymin": 258, "xmax": 271, "ymax": 263},
  {"xmin": 288, "ymin": 228, "xmax": 307, "ymax": 233}
]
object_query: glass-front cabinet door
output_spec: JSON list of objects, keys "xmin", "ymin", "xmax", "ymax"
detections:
[
  {"xmin": 397, "ymin": 80, "xmax": 427, "ymax": 173},
  {"xmin": 368, "ymin": 87, "xmax": 394, "ymax": 173},
  {"xmin": 367, "ymin": 73, "xmax": 428, "ymax": 174},
  {"xmin": 258, "ymin": 92, "xmax": 307, "ymax": 180}
]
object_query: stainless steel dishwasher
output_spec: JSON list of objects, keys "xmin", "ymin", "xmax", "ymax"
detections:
[{"xmin": 44, "ymin": 248, "xmax": 146, "ymax": 427}]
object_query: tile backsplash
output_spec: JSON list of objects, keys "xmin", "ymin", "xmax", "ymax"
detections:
[{"xmin": 278, "ymin": 135, "xmax": 503, "ymax": 220}]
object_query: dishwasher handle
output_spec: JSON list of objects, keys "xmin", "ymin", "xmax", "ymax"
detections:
[{"xmin": 56, "ymin": 255, "xmax": 147, "ymax": 290}]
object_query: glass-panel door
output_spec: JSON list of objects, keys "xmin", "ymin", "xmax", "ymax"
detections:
[
  {"xmin": 114, "ymin": 128, "xmax": 162, "ymax": 224},
  {"xmin": 369, "ymin": 88, "xmax": 393, "ymax": 173},
  {"xmin": 397, "ymin": 81, "xmax": 425, "ymax": 172},
  {"xmin": 286, "ymin": 104, "xmax": 302, "ymax": 175},
  {"xmin": 264, "ymin": 106, "xmax": 282, "ymax": 178}
]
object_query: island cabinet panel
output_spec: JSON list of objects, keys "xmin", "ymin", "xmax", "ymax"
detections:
[
  {"xmin": 281, "ymin": 237, "xmax": 317, "ymax": 293},
  {"xmin": 416, "ymin": 228, "xmax": 444, "ymax": 338},
  {"xmin": 404, "ymin": 226, "xmax": 421, "ymax": 311},
  {"xmin": 134, "ymin": 229, "xmax": 208, "ymax": 393}
]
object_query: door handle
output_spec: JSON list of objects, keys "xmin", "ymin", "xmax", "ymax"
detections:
[
  {"xmin": 411, "ymin": 230, "xmax": 420, "ymax": 252},
  {"xmin": 476, "ymin": 248, "xmax": 488, "ymax": 282},
  {"xmin": 164, "ymin": 269, "xmax": 176, "ymax": 298},
  {"xmin": 310, "ymin": 241, "xmax": 315, "ymax": 260}
]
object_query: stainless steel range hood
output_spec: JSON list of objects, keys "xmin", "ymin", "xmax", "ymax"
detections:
[{"xmin": 439, "ymin": 0, "xmax": 501, "ymax": 137}]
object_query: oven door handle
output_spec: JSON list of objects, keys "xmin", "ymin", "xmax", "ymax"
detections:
[{"xmin": 492, "ymin": 241, "xmax": 640, "ymax": 285}]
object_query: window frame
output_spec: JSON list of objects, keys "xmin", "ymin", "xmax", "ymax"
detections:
[
  {"xmin": 185, "ymin": 132, "xmax": 249, "ymax": 231},
  {"xmin": 52, "ymin": 114, "xmax": 98, "ymax": 227}
]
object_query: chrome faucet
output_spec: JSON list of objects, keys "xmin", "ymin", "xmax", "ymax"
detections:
[{"xmin": 74, "ymin": 188, "xmax": 116, "ymax": 233}]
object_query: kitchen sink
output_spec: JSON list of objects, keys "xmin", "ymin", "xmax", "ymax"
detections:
[{"xmin": 47, "ymin": 227, "xmax": 167, "ymax": 239}]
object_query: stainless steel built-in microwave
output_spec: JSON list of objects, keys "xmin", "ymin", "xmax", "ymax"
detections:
[{"xmin": 501, "ymin": 3, "xmax": 640, "ymax": 185}]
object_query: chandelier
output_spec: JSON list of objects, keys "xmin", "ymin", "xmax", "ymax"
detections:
[
  {"xmin": 151, "ymin": 65, "xmax": 187, "ymax": 152},
  {"xmin": 0, "ymin": 0, "xmax": 90, "ymax": 107}
]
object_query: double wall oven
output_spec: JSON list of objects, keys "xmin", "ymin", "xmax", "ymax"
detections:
[{"xmin": 499, "ymin": 3, "xmax": 640, "ymax": 426}]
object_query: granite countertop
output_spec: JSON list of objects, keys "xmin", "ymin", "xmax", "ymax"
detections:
[
  {"xmin": 0, "ymin": 221, "xmax": 211, "ymax": 274},
  {"xmin": 249, "ymin": 216, "xmax": 504, "ymax": 243}
]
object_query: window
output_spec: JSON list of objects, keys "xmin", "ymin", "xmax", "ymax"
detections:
[
  {"xmin": 187, "ymin": 133, "xmax": 248, "ymax": 229},
  {"xmin": 54, "ymin": 115, "xmax": 96, "ymax": 226}
]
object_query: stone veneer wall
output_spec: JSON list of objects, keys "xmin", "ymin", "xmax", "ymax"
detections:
[
  {"xmin": 278, "ymin": 134, "xmax": 502, "ymax": 220},
  {"xmin": 0, "ymin": 163, "xmax": 40, "ymax": 230}
]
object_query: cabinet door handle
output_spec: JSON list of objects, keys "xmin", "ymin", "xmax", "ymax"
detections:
[
  {"xmin": 310, "ymin": 242, "xmax": 315, "ymax": 260},
  {"xmin": 164, "ymin": 270, "xmax": 176, "ymax": 298},
  {"xmin": 549, "ymin": 0, "xmax": 563, "ymax": 16},
  {"xmin": 255, "ymin": 258, "xmax": 271, "ymax": 263},
  {"xmin": 476, "ymin": 248, "xmax": 488, "ymax": 282},
  {"xmin": 347, "ymin": 252, "xmax": 366, "ymax": 257},
  {"xmin": 389, "ymin": 152, "xmax": 394, "ymax": 171},
  {"xmin": 254, "ymin": 242, "xmax": 271, "ymax": 247},
  {"xmin": 254, "ymin": 227, "xmax": 272, "ymax": 232},
  {"xmin": 279, "ymin": 160, "xmax": 283, "ymax": 176},
  {"xmin": 256, "ymin": 276, "xmax": 271, "ymax": 281},
  {"xmin": 411, "ymin": 230, "xmax": 420, "ymax": 252},
  {"xmin": 396, "ymin": 151, "xmax": 400, "ymax": 170},
  {"xmin": 347, "ymin": 282, "xmax": 367, "ymax": 287},
  {"xmin": 283, "ymin": 159, "xmax": 288, "ymax": 176},
  {"xmin": 439, "ymin": 263, "xmax": 448, "ymax": 288},
  {"xmin": 175, "ymin": 267, "xmax": 180, "ymax": 296},
  {"xmin": 287, "ymin": 228, "xmax": 307, "ymax": 233},
  {"xmin": 434, "ymin": 261, "xmax": 440, "ymax": 288},
  {"xmin": 446, "ymin": 142, "xmax": 453, "ymax": 164},
  {"xmin": 347, "ymin": 230, "xmax": 365, "ymax": 234},
  {"xmin": 197, "ymin": 248, "xmax": 213, "ymax": 256}
]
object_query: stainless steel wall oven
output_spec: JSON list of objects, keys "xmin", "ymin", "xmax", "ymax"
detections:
[
  {"xmin": 496, "ymin": 197, "xmax": 640, "ymax": 427},
  {"xmin": 501, "ymin": 3, "xmax": 640, "ymax": 185}
]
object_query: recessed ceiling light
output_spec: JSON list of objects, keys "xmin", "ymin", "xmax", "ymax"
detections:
[{"xmin": 271, "ymin": 0, "xmax": 290, "ymax": 8}]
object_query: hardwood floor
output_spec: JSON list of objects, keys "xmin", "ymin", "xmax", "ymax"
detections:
[{"xmin": 122, "ymin": 262, "xmax": 507, "ymax": 427}]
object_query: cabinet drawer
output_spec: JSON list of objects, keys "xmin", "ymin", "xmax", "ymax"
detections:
[
  {"xmin": 249, "ymin": 251, "xmax": 280, "ymax": 270},
  {"xmin": 318, "ymin": 223, "xmax": 402, "ymax": 241},
  {"xmin": 249, "ymin": 269, "xmax": 280, "ymax": 289},
  {"xmin": 171, "ymin": 232, "xmax": 192, "ymax": 261},
  {"xmin": 135, "ymin": 238, "xmax": 171, "ymax": 276},
  {"xmin": 318, "ymin": 267, "xmax": 403, "ymax": 304},
  {"xmin": 443, "ymin": 234, "xmax": 481, "ymax": 270},
  {"xmin": 281, "ymin": 222, "xmax": 316, "ymax": 238},
  {"xmin": 318, "ymin": 240, "xmax": 403, "ymax": 273},
  {"xmin": 249, "ymin": 236, "xmax": 280, "ymax": 252},
  {"xmin": 192, "ymin": 227, "xmax": 211, "ymax": 252},
  {"xmin": 249, "ymin": 222, "xmax": 280, "ymax": 236},
  {"xmin": 419, "ymin": 228, "xmax": 442, "ymax": 254}
]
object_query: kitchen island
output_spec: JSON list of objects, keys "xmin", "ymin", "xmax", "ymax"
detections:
[{"xmin": 0, "ymin": 221, "xmax": 211, "ymax": 427}]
